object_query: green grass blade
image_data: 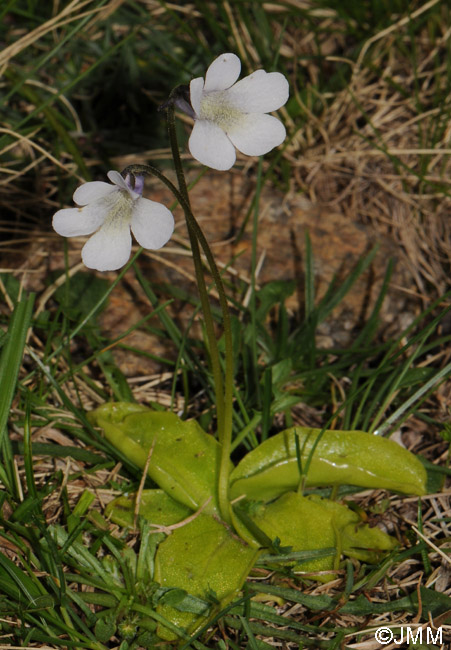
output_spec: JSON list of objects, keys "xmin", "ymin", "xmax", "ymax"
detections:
[
  {"xmin": 0, "ymin": 291, "xmax": 35, "ymax": 443},
  {"xmin": 304, "ymin": 230, "xmax": 315, "ymax": 319},
  {"xmin": 0, "ymin": 291, "xmax": 34, "ymax": 493}
]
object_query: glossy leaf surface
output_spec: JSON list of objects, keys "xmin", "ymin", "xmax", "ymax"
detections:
[
  {"xmin": 154, "ymin": 513, "xmax": 258, "ymax": 640},
  {"xmin": 248, "ymin": 492, "xmax": 397, "ymax": 574},
  {"xmin": 106, "ymin": 489, "xmax": 192, "ymax": 529},
  {"xmin": 89, "ymin": 402, "xmax": 229, "ymax": 514},
  {"xmin": 230, "ymin": 427, "xmax": 427, "ymax": 502}
]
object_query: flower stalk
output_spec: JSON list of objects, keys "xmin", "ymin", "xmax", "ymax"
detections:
[
  {"xmin": 165, "ymin": 103, "xmax": 234, "ymax": 445},
  {"xmin": 122, "ymin": 145, "xmax": 235, "ymax": 524},
  {"xmin": 169, "ymin": 101, "xmax": 234, "ymax": 523}
]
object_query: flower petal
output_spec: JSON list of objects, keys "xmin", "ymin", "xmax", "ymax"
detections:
[
  {"xmin": 189, "ymin": 119, "xmax": 236, "ymax": 170},
  {"xmin": 204, "ymin": 53, "xmax": 241, "ymax": 92},
  {"xmin": 107, "ymin": 170, "xmax": 140, "ymax": 199},
  {"xmin": 227, "ymin": 113, "xmax": 286, "ymax": 156},
  {"xmin": 53, "ymin": 205, "xmax": 105, "ymax": 237},
  {"xmin": 107, "ymin": 170, "xmax": 128, "ymax": 189},
  {"xmin": 81, "ymin": 221, "xmax": 132, "ymax": 271},
  {"xmin": 190, "ymin": 77, "xmax": 204, "ymax": 116},
  {"xmin": 226, "ymin": 70, "xmax": 289, "ymax": 113},
  {"xmin": 130, "ymin": 198, "xmax": 174, "ymax": 250},
  {"xmin": 73, "ymin": 181, "xmax": 117, "ymax": 206}
]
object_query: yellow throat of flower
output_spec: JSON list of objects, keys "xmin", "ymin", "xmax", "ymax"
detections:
[
  {"xmin": 102, "ymin": 191, "xmax": 135, "ymax": 230},
  {"xmin": 199, "ymin": 91, "xmax": 243, "ymax": 131}
]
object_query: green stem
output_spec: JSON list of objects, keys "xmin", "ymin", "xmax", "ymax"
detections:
[
  {"xmin": 123, "ymin": 132, "xmax": 235, "ymax": 524},
  {"xmin": 165, "ymin": 107, "xmax": 225, "ymax": 439},
  {"xmin": 250, "ymin": 157, "xmax": 263, "ymax": 406},
  {"xmin": 163, "ymin": 108, "xmax": 235, "ymax": 524}
]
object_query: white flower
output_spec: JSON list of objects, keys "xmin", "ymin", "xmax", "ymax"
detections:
[
  {"xmin": 188, "ymin": 53, "xmax": 289, "ymax": 170},
  {"xmin": 52, "ymin": 170, "xmax": 174, "ymax": 271}
]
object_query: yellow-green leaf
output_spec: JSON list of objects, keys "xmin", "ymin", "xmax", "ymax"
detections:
[
  {"xmin": 230, "ymin": 427, "xmax": 427, "ymax": 502},
  {"xmin": 105, "ymin": 489, "xmax": 192, "ymax": 529},
  {"xmin": 248, "ymin": 492, "xmax": 397, "ymax": 578},
  {"xmin": 154, "ymin": 513, "xmax": 258, "ymax": 640},
  {"xmin": 89, "ymin": 402, "xmax": 230, "ymax": 514}
]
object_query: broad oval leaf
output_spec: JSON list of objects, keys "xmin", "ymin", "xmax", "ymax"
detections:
[{"xmin": 154, "ymin": 513, "xmax": 258, "ymax": 640}]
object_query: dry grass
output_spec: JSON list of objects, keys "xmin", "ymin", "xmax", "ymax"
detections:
[{"xmin": 282, "ymin": 2, "xmax": 451, "ymax": 300}]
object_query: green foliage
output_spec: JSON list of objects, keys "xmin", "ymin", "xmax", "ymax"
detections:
[
  {"xmin": 1, "ymin": 241, "xmax": 448, "ymax": 647},
  {"xmin": 0, "ymin": 291, "xmax": 35, "ymax": 494}
]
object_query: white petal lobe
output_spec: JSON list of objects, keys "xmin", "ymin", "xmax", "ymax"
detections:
[
  {"xmin": 107, "ymin": 170, "xmax": 128, "ymax": 189},
  {"xmin": 204, "ymin": 53, "xmax": 241, "ymax": 92},
  {"xmin": 226, "ymin": 70, "xmax": 289, "ymax": 113},
  {"xmin": 227, "ymin": 113, "xmax": 286, "ymax": 156},
  {"xmin": 73, "ymin": 181, "xmax": 117, "ymax": 205},
  {"xmin": 81, "ymin": 222, "xmax": 132, "ymax": 271},
  {"xmin": 131, "ymin": 199, "xmax": 175, "ymax": 249},
  {"xmin": 53, "ymin": 206, "xmax": 105, "ymax": 237},
  {"xmin": 107, "ymin": 170, "xmax": 141, "ymax": 199},
  {"xmin": 189, "ymin": 120, "xmax": 236, "ymax": 170},
  {"xmin": 190, "ymin": 77, "xmax": 204, "ymax": 116}
]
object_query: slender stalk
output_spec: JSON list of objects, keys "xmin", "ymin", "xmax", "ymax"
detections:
[
  {"xmin": 124, "ymin": 163, "xmax": 225, "ymax": 432},
  {"xmin": 250, "ymin": 157, "xmax": 263, "ymax": 407},
  {"xmin": 166, "ymin": 106, "xmax": 226, "ymax": 440},
  {"xmin": 122, "ymin": 125, "xmax": 235, "ymax": 524},
  {"xmin": 163, "ymin": 109, "xmax": 234, "ymax": 526}
]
